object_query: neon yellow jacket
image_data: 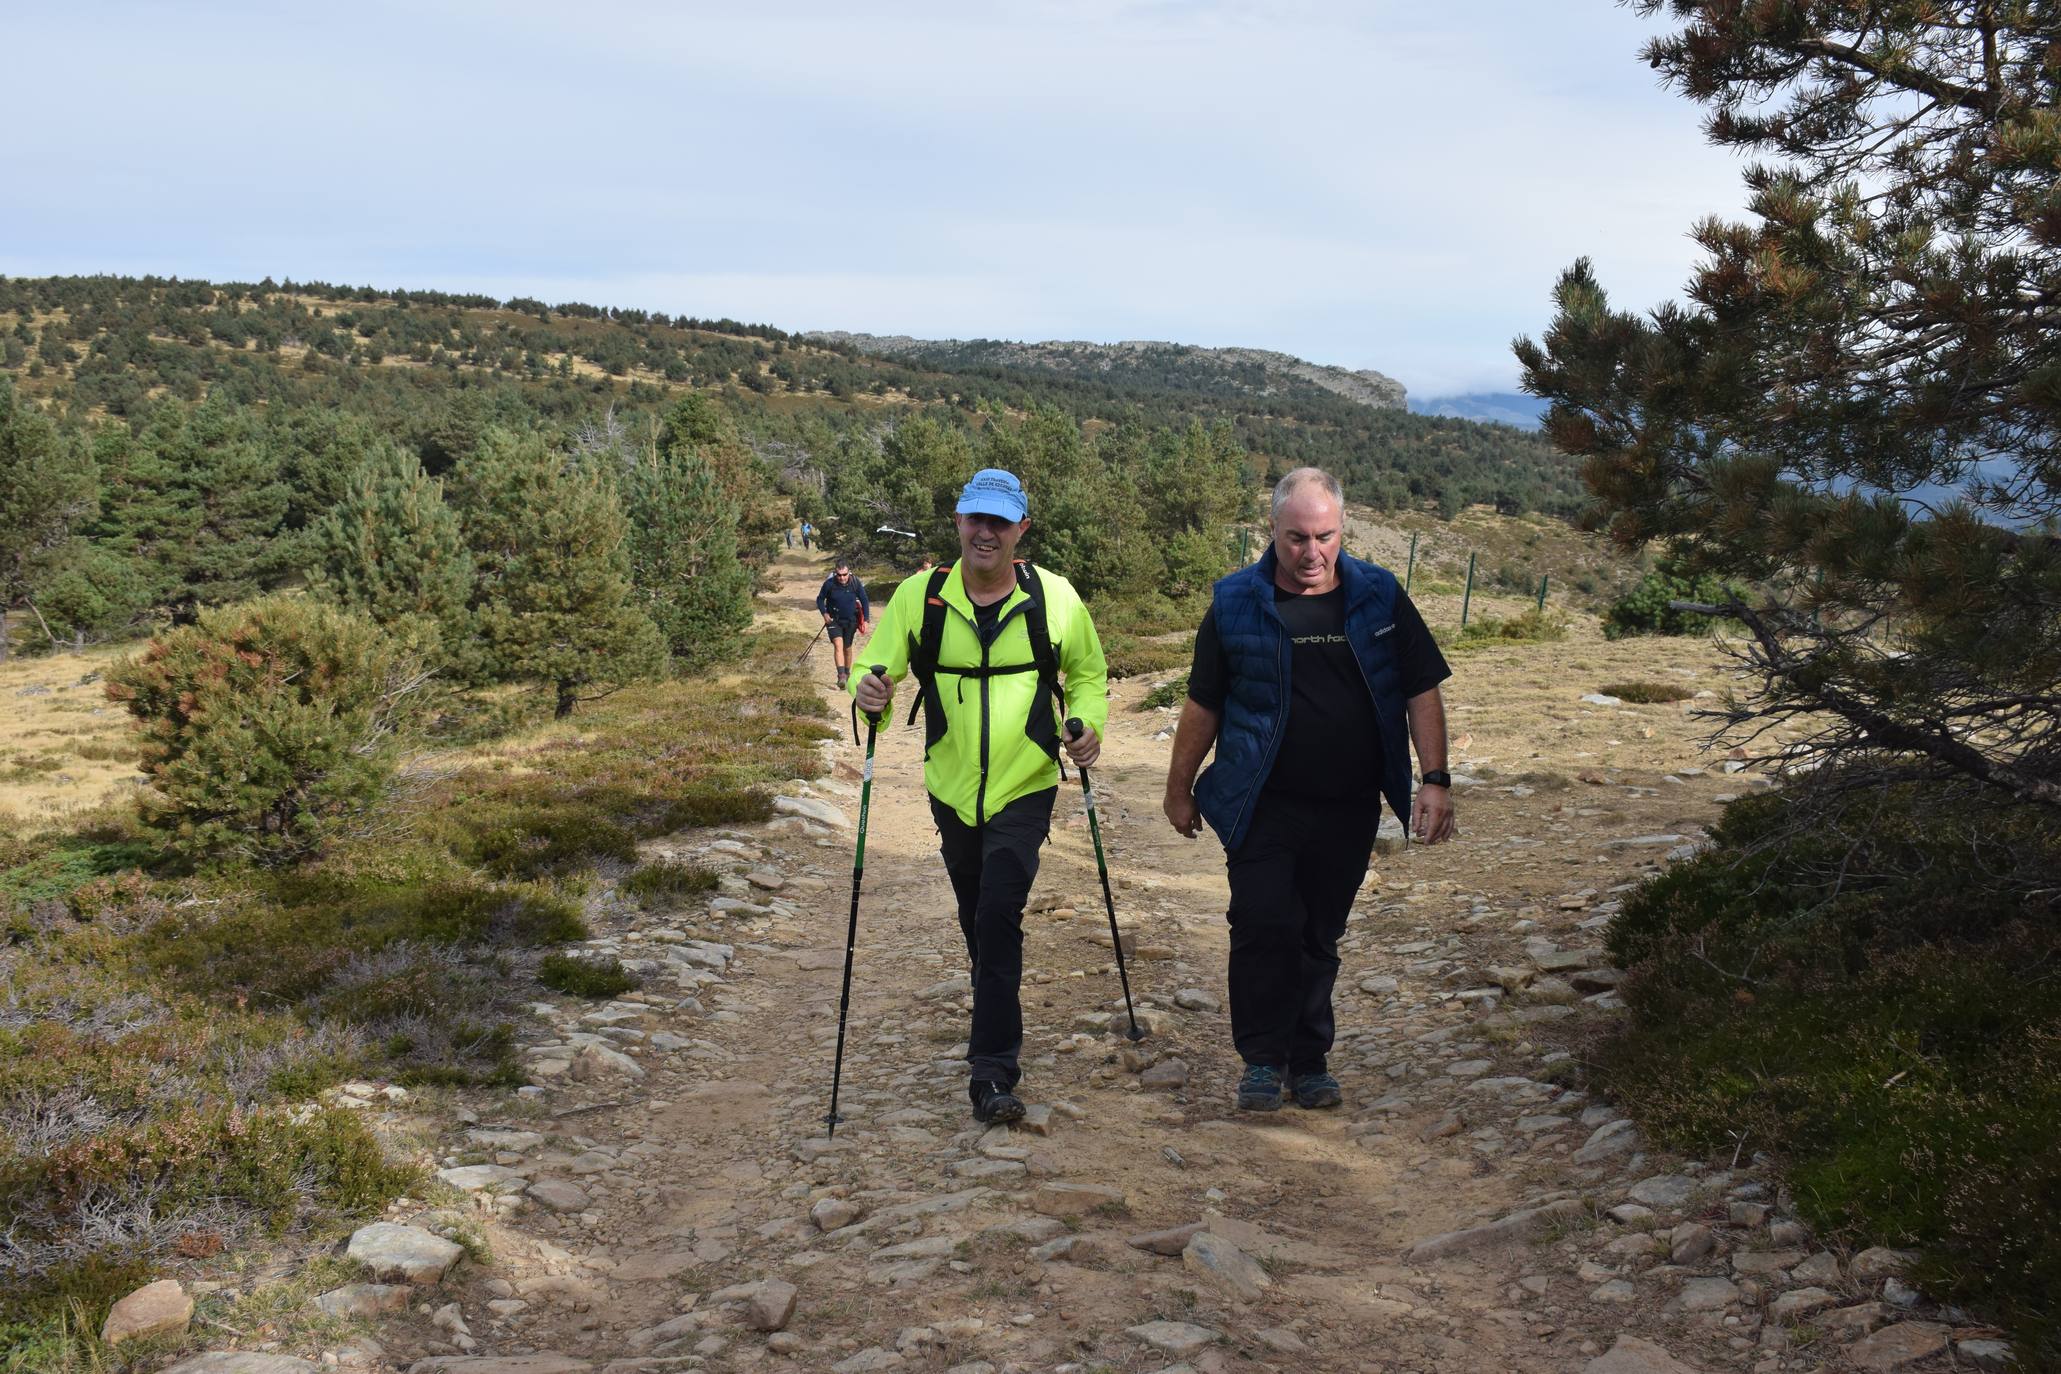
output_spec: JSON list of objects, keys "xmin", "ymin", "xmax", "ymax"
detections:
[{"xmin": 851, "ymin": 561, "xmax": 1108, "ymax": 826}]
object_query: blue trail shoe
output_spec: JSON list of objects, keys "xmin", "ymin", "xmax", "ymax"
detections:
[
  {"xmin": 1236, "ymin": 1064, "xmax": 1284, "ymax": 1112},
  {"xmin": 1291, "ymin": 1071, "xmax": 1343, "ymax": 1109}
]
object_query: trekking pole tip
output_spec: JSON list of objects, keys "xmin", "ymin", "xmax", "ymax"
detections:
[{"xmin": 1125, "ymin": 1023, "xmax": 1146, "ymax": 1042}]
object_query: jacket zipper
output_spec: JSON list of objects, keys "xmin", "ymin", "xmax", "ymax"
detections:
[{"xmin": 970, "ymin": 593, "xmax": 1033, "ymax": 826}]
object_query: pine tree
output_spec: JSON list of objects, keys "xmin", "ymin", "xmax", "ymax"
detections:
[
  {"xmin": 450, "ymin": 429, "xmax": 663, "ymax": 716},
  {"xmin": 1140, "ymin": 421, "xmax": 1251, "ymax": 597},
  {"xmin": 304, "ymin": 441, "xmax": 473, "ymax": 661},
  {"xmin": 1516, "ymin": 3, "xmax": 2061, "ymax": 809},
  {"xmin": 93, "ymin": 394, "xmax": 292, "ymax": 622},
  {"xmin": 657, "ymin": 395, "xmax": 791, "ymax": 585},
  {"xmin": 0, "ymin": 378, "xmax": 97, "ymax": 658},
  {"xmin": 620, "ymin": 445, "xmax": 754, "ymax": 667}
]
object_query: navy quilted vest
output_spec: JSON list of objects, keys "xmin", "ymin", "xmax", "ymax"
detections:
[{"xmin": 1193, "ymin": 547, "xmax": 1414, "ymax": 852}]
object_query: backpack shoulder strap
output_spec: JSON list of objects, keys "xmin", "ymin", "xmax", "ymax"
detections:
[
  {"xmin": 1013, "ymin": 561, "xmax": 1058, "ymax": 677},
  {"xmin": 907, "ymin": 563, "xmax": 954, "ymax": 727},
  {"xmin": 1014, "ymin": 560, "xmax": 1065, "ymax": 712}
]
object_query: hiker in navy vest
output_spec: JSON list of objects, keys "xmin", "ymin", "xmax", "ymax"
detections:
[
  {"xmin": 816, "ymin": 559, "xmax": 871, "ymax": 690},
  {"xmin": 1162, "ymin": 467, "xmax": 1455, "ymax": 1113}
]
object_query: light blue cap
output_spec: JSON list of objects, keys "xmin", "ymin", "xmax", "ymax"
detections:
[{"xmin": 956, "ymin": 468, "xmax": 1028, "ymax": 522}]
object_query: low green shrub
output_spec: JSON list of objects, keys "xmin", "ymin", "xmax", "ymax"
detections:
[
  {"xmin": 1602, "ymin": 558, "xmax": 1748, "ymax": 639},
  {"xmin": 0, "ymin": 838, "xmax": 153, "ymax": 913},
  {"xmin": 1439, "ymin": 608, "xmax": 1568, "ymax": 647},
  {"xmin": 538, "ymin": 952, "xmax": 639, "ymax": 998},
  {"xmin": 1595, "ymin": 781, "xmax": 2061, "ymax": 1363},
  {"xmin": 1134, "ymin": 674, "xmax": 1191, "ymax": 712},
  {"xmin": 455, "ymin": 800, "xmax": 640, "ymax": 880},
  {"xmin": 0, "ymin": 1103, "xmax": 412, "ymax": 1324},
  {"xmin": 1103, "ymin": 631, "xmax": 1194, "ymax": 680},
  {"xmin": 1093, "ymin": 592, "xmax": 1203, "ymax": 640},
  {"xmin": 655, "ymin": 785, "xmax": 777, "ymax": 831},
  {"xmin": 1599, "ymin": 680, "xmax": 1695, "ymax": 704},
  {"xmin": 621, "ymin": 859, "xmax": 719, "ymax": 905}
]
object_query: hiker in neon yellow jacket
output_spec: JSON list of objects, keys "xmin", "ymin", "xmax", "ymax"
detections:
[{"xmin": 853, "ymin": 468, "xmax": 1108, "ymax": 1125}]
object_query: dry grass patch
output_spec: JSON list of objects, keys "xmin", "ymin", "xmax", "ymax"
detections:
[{"xmin": 0, "ymin": 647, "xmax": 138, "ymax": 830}]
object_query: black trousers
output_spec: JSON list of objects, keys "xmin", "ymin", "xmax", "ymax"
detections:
[
  {"xmin": 1225, "ymin": 793, "xmax": 1380, "ymax": 1075},
  {"xmin": 931, "ymin": 787, "xmax": 1056, "ymax": 1089}
]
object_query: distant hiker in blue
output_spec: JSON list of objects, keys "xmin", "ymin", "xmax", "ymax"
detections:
[
  {"xmin": 800, "ymin": 521, "xmax": 814, "ymax": 550},
  {"xmin": 1161, "ymin": 466, "xmax": 1455, "ymax": 1114},
  {"xmin": 816, "ymin": 559, "xmax": 870, "ymax": 689}
]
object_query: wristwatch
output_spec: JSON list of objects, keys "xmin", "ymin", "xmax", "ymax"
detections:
[{"xmin": 1420, "ymin": 770, "xmax": 1452, "ymax": 788}]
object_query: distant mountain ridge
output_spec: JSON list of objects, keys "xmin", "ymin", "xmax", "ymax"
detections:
[
  {"xmin": 807, "ymin": 331, "xmax": 1409, "ymax": 412},
  {"xmin": 1409, "ymin": 391, "xmax": 1547, "ymax": 430}
]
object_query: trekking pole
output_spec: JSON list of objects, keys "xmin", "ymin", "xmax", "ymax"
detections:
[
  {"xmin": 1066, "ymin": 717, "xmax": 1144, "ymax": 1042},
  {"xmin": 826, "ymin": 665, "xmax": 888, "ymax": 1137},
  {"xmin": 794, "ymin": 623, "xmax": 826, "ymax": 664}
]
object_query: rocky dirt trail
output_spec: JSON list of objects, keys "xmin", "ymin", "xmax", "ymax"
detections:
[{"xmin": 231, "ymin": 548, "xmax": 2001, "ymax": 1374}]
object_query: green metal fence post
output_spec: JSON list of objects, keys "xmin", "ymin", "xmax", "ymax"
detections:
[
  {"xmin": 1461, "ymin": 552, "xmax": 1477, "ymax": 628},
  {"xmin": 1404, "ymin": 532, "xmax": 1418, "ymax": 593},
  {"xmin": 1536, "ymin": 573, "xmax": 1548, "ymax": 613}
]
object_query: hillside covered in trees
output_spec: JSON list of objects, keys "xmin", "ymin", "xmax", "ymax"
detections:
[{"xmin": 0, "ymin": 274, "xmax": 1579, "ymax": 520}]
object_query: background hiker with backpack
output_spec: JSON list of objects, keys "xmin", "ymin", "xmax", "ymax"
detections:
[
  {"xmin": 816, "ymin": 559, "xmax": 871, "ymax": 689},
  {"xmin": 852, "ymin": 468, "xmax": 1108, "ymax": 1125},
  {"xmin": 1162, "ymin": 466, "xmax": 1455, "ymax": 1114}
]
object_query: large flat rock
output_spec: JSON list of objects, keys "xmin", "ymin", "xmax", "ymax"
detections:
[
  {"xmin": 1584, "ymin": 1335, "xmax": 1706, "ymax": 1373},
  {"xmin": 1126, "ymin": 1320, "xmax": 1222, "ymax": 1356},
  {"xmin": 1403, "ymin": 1197, "xmax": 1586, "ymax": 1262},
  {"xmin": 406, "ymin": 1358, "xmax": 593, "ymax": 1374},
  {"xmin": 347, "ymin": 1222, "xmax": 465, "ymax": 1286}
]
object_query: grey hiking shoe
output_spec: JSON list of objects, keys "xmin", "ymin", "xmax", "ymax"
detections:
[
  {"xmin": 971, "ymin": 1079, "xmax": 1026, "ymax": 1125},
  {"xmin": 1291, "ymin": 1071, "xmax": 1343, "ymax": 1109},
  {"xmin": 1236, "ymin": 1064, "xmax": 1284, "ymax": 1111}
]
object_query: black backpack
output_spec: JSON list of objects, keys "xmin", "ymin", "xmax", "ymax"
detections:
[{"xmin": 906, "ymin": 560, "xmax": 1065, "ymax": 762}]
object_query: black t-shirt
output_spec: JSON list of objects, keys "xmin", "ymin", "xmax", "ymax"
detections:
[
  {"xmin": 971, "ymin": 593, "xmax": 1005, "ymax": 643},
  {"xmin": 1187, "ymin": 583, "xmax": 1449, "ymax": 802}
]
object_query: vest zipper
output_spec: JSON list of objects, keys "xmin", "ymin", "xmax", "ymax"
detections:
[{"xmin": 1229, "ymin": 604, "xmax": 1291, "ymax": 849}]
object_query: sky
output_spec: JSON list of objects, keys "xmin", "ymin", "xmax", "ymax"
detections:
[{"xmin": 2, "ymin": 1, "xmax": 1750, "ymax": 400}]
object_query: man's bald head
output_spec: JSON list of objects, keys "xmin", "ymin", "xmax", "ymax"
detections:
[{"xmin": 1271, "ymin": 467, "xmax": 1343, "ymax": 522}]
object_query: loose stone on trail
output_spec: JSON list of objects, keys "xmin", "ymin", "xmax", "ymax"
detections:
[
  {"xmin": 1181, "ymin": 1229, "xmax": 1270, "ymax": 1302},
  {"xmin": 773, "ymin": 795, "xmax": 850, "ymax": 828},
  {"xmin": 1126, "ymin": 1320, "xmax": 1223, "ymax": 1356},
  {"xmin": 1032, "ymin": 1181, "xmax": 1126, "ymax": 1216},
  {"xmin": 1583, "ymin": 1335, "xmax": 1707, "ymax": 1373},
  {"xmin": 101, "ymin": 1279, "xmax": 192, "ymax": 1346},
  {"xmin": 346, "ymin": 1222, "xmax": 465, "ymax": 1286}
]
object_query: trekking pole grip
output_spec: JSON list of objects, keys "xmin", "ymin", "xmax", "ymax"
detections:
[{"xmin": 864, "ymin": 665, "xmax": 888, "ymax": 726}]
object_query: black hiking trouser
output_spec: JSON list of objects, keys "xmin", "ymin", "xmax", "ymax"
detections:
[
  {"xmin": 1225, "ymin": 793, "xmax": 1381, "ymax": 1076},
  {"xmin": 931, "ymin": 786, "xmax": 1056, "ymax": 1091}
]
